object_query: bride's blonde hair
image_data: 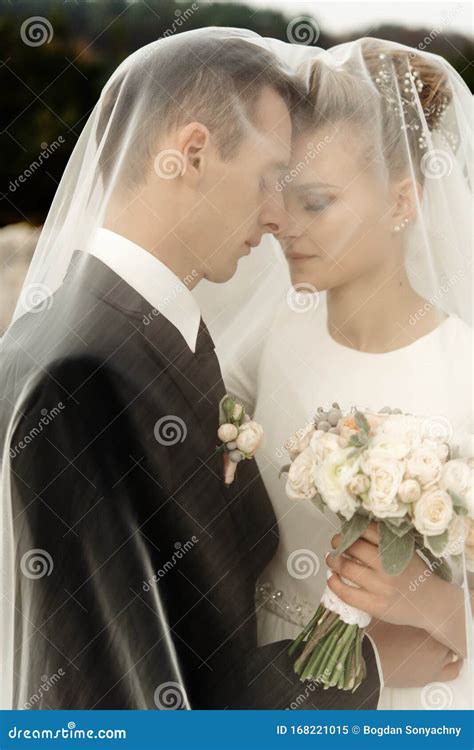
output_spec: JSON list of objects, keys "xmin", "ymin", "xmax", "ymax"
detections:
[{"xmin": 300, "ymin": 41, "xmax": 453, "ymax": 183}]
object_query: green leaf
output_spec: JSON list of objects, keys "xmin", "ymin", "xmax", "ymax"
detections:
[
  {"xmin": 424, "ymin": 531, "xmax": 449, "ymax": 557},
  {"xmin": 219, "ymin": 395, "xmax": 235, "ymax": 423},
  {"xmin": 355, "ymin": 411, "xmax": 370, "ymax": 434},
  {"xmin": 279, "ymin": 463, "xmax": 291, "ymax": 479},
  {"xmin": 384, "ymin": 518, "xmax": 413, "ymax": 537},
  {"xmin": 311, "ymin": 493, "xmax": 326, "ymax": 513},
  {"xmin": 379, "ymin": 522, "xmax": 415, "ymax": 575},
  {"xmin": 332, "ymin": 513, "xmax": 371, "ymax": 558},
  {"xmin": 418, "ymin": 545, "xmax": 453, "ymax": 582}
]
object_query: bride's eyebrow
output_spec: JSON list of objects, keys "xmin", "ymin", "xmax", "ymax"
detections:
[{"xmin": 293, "ymin": 181, "xmax": 337, "ymax": 193}]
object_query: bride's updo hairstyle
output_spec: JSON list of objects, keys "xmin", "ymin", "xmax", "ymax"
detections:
[{"xmin": 300, "ymin": 39, "xmax": 454, "ymax": 185}]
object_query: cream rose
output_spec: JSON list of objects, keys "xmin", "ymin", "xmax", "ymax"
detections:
[
  {"xmin": 286, "ymin": 423, "xmax": 317, "ymax": 460},
  {"xmin": 398, "ymin": 478, "xmax": 422, "ymax": 504},
  {"xmin": 406, "ymin": 445, "xmax": 443, "ymax": 487},
  {"xmin": 218, "ymin": 423, "xmax": 238, "ymax": 443},
  {"xmin": 361, "ymin": 450, "xmax": 406, "ymax": 518},
  {"xmin": 286, "ymin": 446, "xmax": 318, "ymax": 501},
  {"xmin": 440, "ymin": 459, "xmax": 471, "ymax": 496},
  {"xmin": 348, "ymin": 473, "xmax": 370, "ymax": 496},
  {"xmin": 413, "ymin": 488, "xmax": 453, "ymax": 536},
  {"xmin": 310, "ymin": 430, "xmax": 345, "ymax": 465},
  {"xmin": 236, "ymin": 421, "xmax": 264, "ymax": 455},
  {"xmin": 314, "ymin": 448, "xmax": 360, "ymax": 520}
]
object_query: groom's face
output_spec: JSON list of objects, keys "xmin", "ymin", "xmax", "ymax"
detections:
[{"xmin": 176, "ymin": 87, "xmax": 292, "ymax": 283}]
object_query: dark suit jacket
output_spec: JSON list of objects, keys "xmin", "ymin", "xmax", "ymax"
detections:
[{"xmin": 0, "ymin": 252, "xmax": 380, "ymax": 709}]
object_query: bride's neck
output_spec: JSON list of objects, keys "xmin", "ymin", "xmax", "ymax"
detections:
[{"xmin": 326, "ymin": 264, "xmax": 443, "ymax": 353}]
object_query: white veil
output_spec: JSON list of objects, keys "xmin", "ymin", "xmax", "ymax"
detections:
[{"xmin": 1, "ymin": 28, "xmax": 472, "ymax": 709}]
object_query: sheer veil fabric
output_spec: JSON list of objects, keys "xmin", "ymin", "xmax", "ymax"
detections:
[{"xmin": 1, "ymin": 27, "xmax": 472, "ymax": 709}]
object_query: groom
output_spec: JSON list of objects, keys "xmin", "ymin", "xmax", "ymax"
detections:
[{"xmin": 1, "ymin": 32, "xmax": 380, "ymax": 709}]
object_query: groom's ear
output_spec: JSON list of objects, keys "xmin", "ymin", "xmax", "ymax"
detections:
[{"xmin": 177, "ymin": 122, "xmax": 210, "ymax": 182}]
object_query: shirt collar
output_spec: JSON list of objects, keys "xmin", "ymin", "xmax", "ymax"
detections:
[{"xmin": 87, "ymin": 228, "xmax": 201, "ymax": 353}]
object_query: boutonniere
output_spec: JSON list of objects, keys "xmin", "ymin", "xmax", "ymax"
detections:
[{"xmin": 216, "ymin": 395, "xmax": 264, "ymax": 485}]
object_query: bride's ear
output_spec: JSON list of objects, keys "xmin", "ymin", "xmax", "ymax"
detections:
[
  {"xmin": 390, "ymin": 177, "xmax": 423, "ymax": 228},
  {"xmin": 176, "ymin": 122, "xmax": 210, "ymax": 183}
]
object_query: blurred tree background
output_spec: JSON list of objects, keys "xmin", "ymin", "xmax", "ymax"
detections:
[{"xmin": 0, "ymin": 0, "xmax": 473, "ymax": 227}]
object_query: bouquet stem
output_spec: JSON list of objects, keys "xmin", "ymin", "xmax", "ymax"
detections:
[{"xmin": 290, "ymin": 605, "xmax": 367, "ymax": 691}]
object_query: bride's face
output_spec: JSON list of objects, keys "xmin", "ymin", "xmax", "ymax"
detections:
[{"xmin": 281, "ymin": 125, "xmax": 397, "ymax": 292}]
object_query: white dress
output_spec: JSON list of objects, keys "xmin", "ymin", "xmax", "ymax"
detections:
[{"xmin": 222, "ymin": 293, "xmax": 473, "ymax": 710}]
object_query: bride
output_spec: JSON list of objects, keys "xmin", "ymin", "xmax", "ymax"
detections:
[{"xmin": 201, "ymin": 39, "xmax": 473, "ymax": 709}]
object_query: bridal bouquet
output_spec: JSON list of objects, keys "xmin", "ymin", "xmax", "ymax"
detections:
[
  {"xmin": 281, "ymin": 404, "xmax": 473, "ymax": 691},
  {"xmin": 216, "ymin": 395, "xmax": 264, "ymax": 485}
]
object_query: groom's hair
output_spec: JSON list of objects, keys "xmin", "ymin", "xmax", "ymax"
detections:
[{"xmin": 96, "ymin": 34, "xmax": 306, "ymax": 187}]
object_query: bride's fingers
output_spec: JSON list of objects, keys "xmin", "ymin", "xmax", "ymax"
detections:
[
  {"xmin": 326, "ymin": 553, "xmax": 385, "ymax": 593},
  {"xmin": 330, "ymin": 537, "xmax": 380, "ymax": 570},
  {"xmin": 327, "ymin": 572, "xmax": 374, "ymax": 613},
  {"xmin": 358, "ymin": 521, "xmax": 380, "ymax": 545}
]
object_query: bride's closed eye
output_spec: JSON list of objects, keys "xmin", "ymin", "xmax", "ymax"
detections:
[{"xmin": 304, "ymin": 196, "xmax": 334, "ymax": 212}]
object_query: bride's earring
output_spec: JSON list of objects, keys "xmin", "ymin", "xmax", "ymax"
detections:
[{"xmin": 393, "ymin": 217, "xmax": 409, "ymax": 232}]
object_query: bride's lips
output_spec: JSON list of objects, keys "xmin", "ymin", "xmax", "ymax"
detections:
[{"xmin": 287, "ymin": 252, "xmax": 317, "ymax": 261}]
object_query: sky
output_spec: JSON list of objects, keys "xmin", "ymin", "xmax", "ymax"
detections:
[{"xmin": 226, "ymin": 0, "xmax": 473, "ymax": 37}]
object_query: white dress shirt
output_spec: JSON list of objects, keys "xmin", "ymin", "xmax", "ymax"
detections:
[{"xmin": 87, "ymin": 228, "xmax": 201, "ymax": 353}]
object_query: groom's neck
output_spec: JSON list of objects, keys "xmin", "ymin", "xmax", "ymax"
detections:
[{"xmin": 104, "ymin": 202, "xmax": 203, "ymax": 290}]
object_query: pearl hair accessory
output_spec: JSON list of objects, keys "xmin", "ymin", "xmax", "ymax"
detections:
[{"xmin": 373, "ymin": 52, "xmax": 452, "ymax": 151}]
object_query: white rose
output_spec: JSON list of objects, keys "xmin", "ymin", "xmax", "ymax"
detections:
[
  {"xmin": 413, "ymin": 487, "xmax": 453, "ymax": 536},
  {"xmin": 310, "ymin": 430, "xmax": 345, "ymax": 465},
  {"xmin": 236, "ymin": 420, "xmax": 264, "ymax": 455},
  {"xmin": 440, "ymin": 459, "xmax": 471, "ymax": 497},
  {"xmin": 348, "ymin": 473, "xmax": 370, "ymax": 496},
  {"xmin": 406, "ymin": 445, "xmax": 443, "ymax": 487},
  {"xmin": 361, "ymin": 450, "xmax": 406, "ymax": 518},
  {"xmin": 314, "ymin": 448, "xmax": 360, "ymax": 520},
  {"xmin": 286, "ymin": 446, "xmax": 318, "ymax": 501},
  {"xmin": 398, "ymin": 478, "xmax": 422, "ymax": 504},
  {"xmin": 218, "ymin": 423, "xmax": 238, "ymax": 443},
  {"xmin": 286, "ymin": 423, "xmax": 316, "ymax": 460}
]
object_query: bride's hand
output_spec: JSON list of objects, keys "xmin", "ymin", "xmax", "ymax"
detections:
[
  {"xmin": 326, "ymin": 522, "xmax": 466, "ymax": 656},
  {"xmin": 367, "ymin": 619, "xmax": 463, "ymax": 689}
]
